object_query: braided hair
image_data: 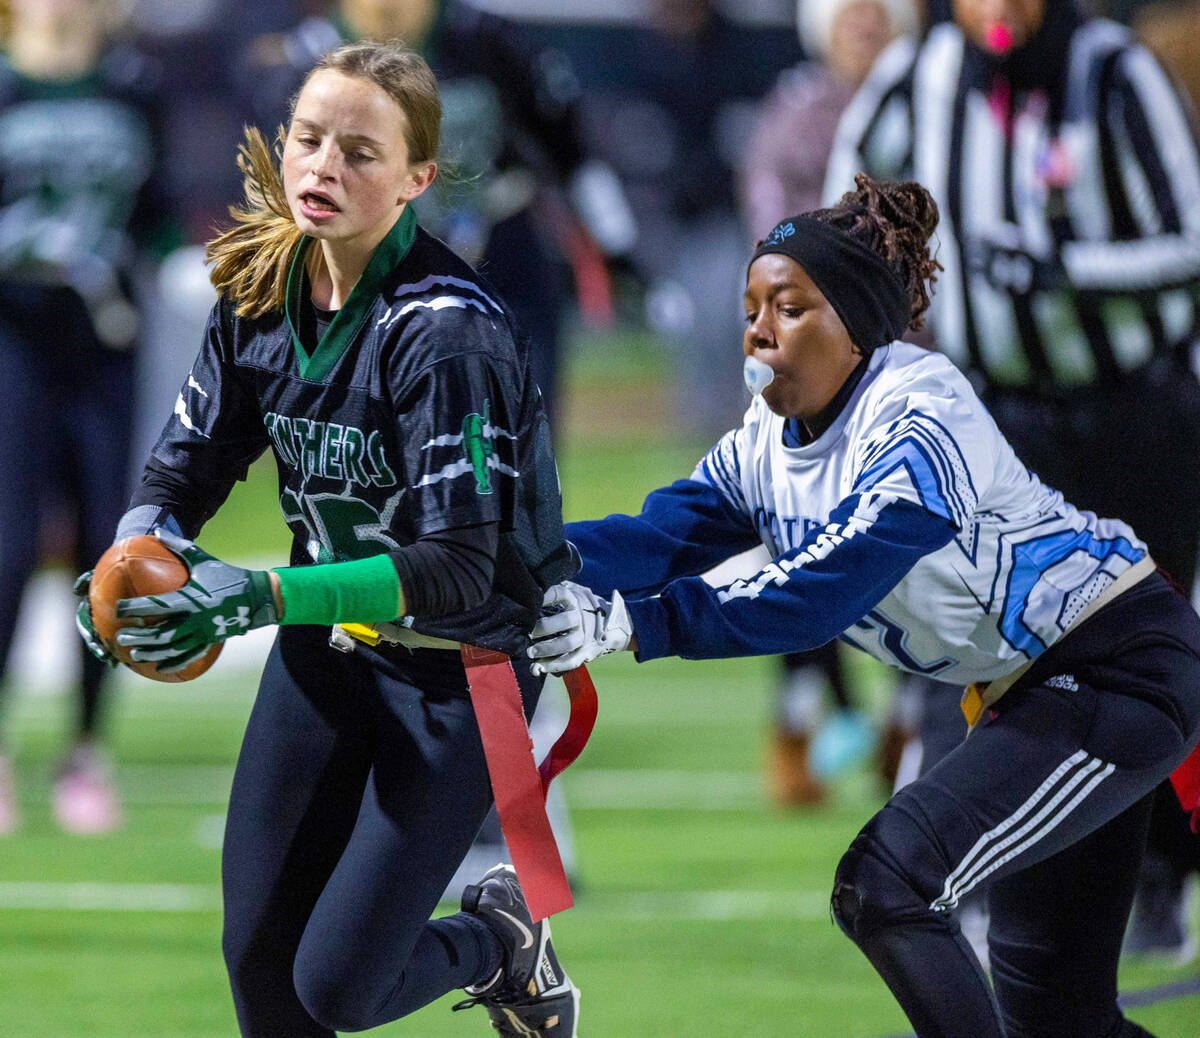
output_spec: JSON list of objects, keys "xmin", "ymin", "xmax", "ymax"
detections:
[{"xmin": 809, "ymin": 173, "xmax": 942, "ymax": 330}]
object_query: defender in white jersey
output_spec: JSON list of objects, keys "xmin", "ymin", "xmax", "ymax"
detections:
[
  {"xmin": 529, "ymin": 176, "xmax": 1200, "ymax": 1036},
  {"xmin": 699, "ymin": 337, "xmax": 1149, "ymax": 685}
]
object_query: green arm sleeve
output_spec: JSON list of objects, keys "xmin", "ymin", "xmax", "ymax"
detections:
[{"xmin": 273, "ymin": 554, "xmax": 403, "ymax": 626}]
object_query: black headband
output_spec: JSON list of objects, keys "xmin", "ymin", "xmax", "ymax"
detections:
[{"xmin": 749, "ymin": 216, "xmax": 911, "ymax": 353}]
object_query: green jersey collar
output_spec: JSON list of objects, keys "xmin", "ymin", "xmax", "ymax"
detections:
[{"xmin": 284, "ymin": 205, "xmax": 417, "ymax": 381}]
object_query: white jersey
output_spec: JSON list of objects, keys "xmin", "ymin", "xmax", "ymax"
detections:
[{"xmin": 695, "ymin": 341, "xmax": 1146, "ymax": 683}]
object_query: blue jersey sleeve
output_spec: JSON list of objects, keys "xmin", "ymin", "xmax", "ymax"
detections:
[
  {"xmin": 569, "ymin": 478, "xmax": 761, "ymax": 598},
  {"xmin": 626, "ymin": 492, "xmax": 956, "ymax": 661}
]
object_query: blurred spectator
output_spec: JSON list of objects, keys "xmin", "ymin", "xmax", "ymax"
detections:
[
  {"xmin": 742, "ymin": 0, "xmax": 918, "ymax": 236},
  {"xmin": 239, "ymin": 0, "xmax": 637, "ymax": 431},
  {"xmin": 0, "ymin": 0, "xmax": 179, "ymax": 834},
  {"xmin": 827, "ymin": 0, "xmax": 1200, "ymax": 965},
  {"xmin": 127, "ymin": 0, "xmax": 300, "ymax": 242},
  {"xmin": 581, "ymin": 0, "xmax": 802, "ymax": 443},
  {"xmin": 739, "ymin": 0, "xmax": 919, "ymax": 808}
]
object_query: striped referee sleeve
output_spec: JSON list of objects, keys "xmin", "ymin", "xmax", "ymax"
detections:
[
  {"xmin": 823, "ymin": 36, "xmax": 919, "ymax": 204},
  {"xmin": 1061, "ymin": 43, "xmax": 1200, "ymax": 293}
]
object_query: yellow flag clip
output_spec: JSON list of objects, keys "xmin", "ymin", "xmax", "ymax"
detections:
[{"xmin": 338, "ymin": 623, "xmax": 381, "ymax": 647}]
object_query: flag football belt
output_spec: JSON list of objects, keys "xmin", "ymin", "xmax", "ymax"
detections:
[
  {"xmin": 330, "ymin": 621, "xmax": 599, "ymax": 920},
  {"xmin": 960, "ymin": 555, "xmax": 1157, "ymax": 728}
]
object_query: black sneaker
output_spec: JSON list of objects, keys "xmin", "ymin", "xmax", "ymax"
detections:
[{"xmin": 454, "ymin": 863, "xmax": 579, "ymax": 1036}]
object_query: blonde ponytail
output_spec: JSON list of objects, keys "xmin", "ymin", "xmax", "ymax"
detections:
[
  {"xmin": 206, "ymin": 125, "xmax": 304, "ymax": 319},
  {"xmin": 207, "ymin": 42, "xmax": 441, "ymax": 319}
]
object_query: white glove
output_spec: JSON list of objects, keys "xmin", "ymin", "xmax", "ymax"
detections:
[{"xmin": 527, "ymin": 581, "xmax": 633, "ymax": 676}]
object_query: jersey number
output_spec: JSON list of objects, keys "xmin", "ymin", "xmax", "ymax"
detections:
[{"xmin": 280, "ymin": 489, "xmax": 403, "ymax": 563}]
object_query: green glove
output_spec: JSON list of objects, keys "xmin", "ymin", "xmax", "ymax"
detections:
[
  {"xmin": 115, "ymin": 530, "xmax": 278, "ymax": 674},
  {"xmin": 72, "ymin": 570, "xmax": 118, "ymax": 667}
]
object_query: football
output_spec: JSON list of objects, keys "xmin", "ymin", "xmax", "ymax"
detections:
[{"xmin": 88, "ymin": 535, "xmax": 222, "ymax": 683}]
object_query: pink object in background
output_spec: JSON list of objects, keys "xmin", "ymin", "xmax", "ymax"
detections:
[
  {"xmin": 53, "ymin": 744, "xmax": 122, "ymax": 835},
  {"xmin": 986, "ymin": 22, "xmax": 1014, "ymax": 53}
]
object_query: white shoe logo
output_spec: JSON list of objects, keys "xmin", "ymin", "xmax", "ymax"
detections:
[{"xmin": 494, "ymin": 908, "xmax": 535, "ymax": 949}]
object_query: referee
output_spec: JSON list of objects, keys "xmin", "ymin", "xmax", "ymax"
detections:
[{"xmin": 826, "ymin": 0, "xmax": 1200, "ymax": 962}]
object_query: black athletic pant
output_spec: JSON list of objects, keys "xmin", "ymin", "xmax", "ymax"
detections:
[
  {"xmin": 0, "ymin": 314, "xmax": 132, "ymax": 740},
  {"xmin": 221, "ymin": 625, "xmax": 541, "ymax": 1036},
  {"xmin": 832, "ymin": 574, "xmax": 1200, "ymax": 1038},
  {"xmin": 987, "ymin": 362, "xmax": 1200, "ymax": 893},
  {"xmin": 780, "ymin": 641, "xmax": 855, "ymax": 712},
  {"xmin": 483, "ymin": 208, "xmax": 568, "ymax": 432}
]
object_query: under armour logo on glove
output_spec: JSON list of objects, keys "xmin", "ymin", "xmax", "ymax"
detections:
[
  {"xmin": 115, "ymin": 530, "xmax": 278, "ymax": 675},
  {"xmin": 212, "ymin": 608, "xmax": 252, "ymax": 637},
  {"xmin": 527, "ymin": 581, "xmax": 633, "ymax": 676}
]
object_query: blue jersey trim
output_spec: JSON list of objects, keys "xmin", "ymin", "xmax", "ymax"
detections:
[
  {"xmin": 1000, "ymin": 529, "xmax": 1144, "ymax": 656},
  {"xmin": 855, "ymin": 437, "xmax": 956, "ymax": 523},
  {"xmin": 855, "ymin": 411, "xmax": 976, "ymax": 525},
  {"xmin": 694, "ymin": 435, "xmax": 748, "ymax": 514},
  {"xmin": 859, "ymin": 608, "xmax": 957, "ymax": 675}
]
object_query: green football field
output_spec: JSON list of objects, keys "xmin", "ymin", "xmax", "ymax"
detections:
[{"xmin": 1, "ymin": 328, "xmax": 1197, "ymax": 1036}]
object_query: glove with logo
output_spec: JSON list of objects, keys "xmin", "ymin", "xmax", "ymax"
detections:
[
  {"xmin": 527, "ymin": 581, "xmax": 633, "ymax": 676},
  {"xmin": 73, "ymin": 571, "xmax": 118, "ymax": 667},
  {"xmin": 115, "ymin": 529, "xmax": 278, "ymax": 673}
]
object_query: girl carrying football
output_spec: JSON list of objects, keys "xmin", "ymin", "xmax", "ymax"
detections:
[{"xmin": 76, "ymin": 41, "xmax": 578, "ymax": 1038}]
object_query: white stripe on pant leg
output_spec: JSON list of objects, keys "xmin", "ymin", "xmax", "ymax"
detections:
[
  {"xmin": 938, "ymin": 756, "xmax": 1108, "ymax": 903},
  {"xmin": 932, "ymin": 756, "xmax": 1112, "ymax": 910},
  {"xmin": 931, "ymin": 751, "xmax": 1115, "ymax": 911},
  {"xmin": 931, "ymin": 751, "xmax": 1092, "ymax": 904},
  {"xmin": 940, "ymin": 761, "xmax": 1115, "ymax": 905}
]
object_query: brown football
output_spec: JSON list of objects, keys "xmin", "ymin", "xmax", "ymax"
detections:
[{"xmin": 88, "ymin": 535, "xmax": 222, "ymax": 683}]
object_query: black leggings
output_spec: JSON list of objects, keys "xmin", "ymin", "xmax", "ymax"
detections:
[
  {"xmin": 0, "ymin": 325, "xmax": 132, "ymax": 738},
  {"xmin": 221, "ymin": 625, "xmax": 540, "ymax": 1036}
]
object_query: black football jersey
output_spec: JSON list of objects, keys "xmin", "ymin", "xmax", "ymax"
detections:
[
  {"xmin": 142, "ymin": 209, "xmax": 575, "ymax": 652},
  {"xmin": 0, "ymin": 48, "xmax": 175, "ymax": 349}
]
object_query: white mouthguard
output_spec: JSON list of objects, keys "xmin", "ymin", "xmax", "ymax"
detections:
[{"xmin": 743, "ymin": 356, "xmax": 776, "ymax": 396}]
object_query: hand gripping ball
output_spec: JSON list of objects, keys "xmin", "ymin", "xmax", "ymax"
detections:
[{"xmin": 88, "ymin": 535, "xmax": 222, "ymax": 682}]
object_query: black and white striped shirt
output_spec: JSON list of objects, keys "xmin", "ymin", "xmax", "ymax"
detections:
[{"xmin": 824, "ymin": 19, "xmax": 1200, "ymax": 391}]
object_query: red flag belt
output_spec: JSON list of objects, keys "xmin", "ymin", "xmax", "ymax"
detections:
[
  {"xmin": 1170, "ymin": 738, "xmax": 1200, "ymax": 834},
  {"xmin": 460, "ymin": 645, "xmax": 598, "ymax": 921}
]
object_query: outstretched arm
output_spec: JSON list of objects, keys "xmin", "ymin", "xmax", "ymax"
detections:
[
  {"xmin": 90, "ymin": 522, "xmax": 500, "ymax": 675},
  {"xmin": 530, "ymin": 492, "xmax": 956, "ymax": 672},
  {"xmin": 570, "ymin": 478, "xmax": 762, "ymax": 598}
]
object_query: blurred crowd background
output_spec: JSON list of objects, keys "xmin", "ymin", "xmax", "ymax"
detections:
[
  {"xmin": 5, "ymin": 0, "xmax": 1191, "ymax": 454},
  {"xmin": 18, "ymin": 0, "xmax": 1191, "ymax": 446}
]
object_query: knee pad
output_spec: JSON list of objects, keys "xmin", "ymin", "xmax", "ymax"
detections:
[{"xmin": 830, "ymin": 837, "xmax": 930, "ymax": 945}]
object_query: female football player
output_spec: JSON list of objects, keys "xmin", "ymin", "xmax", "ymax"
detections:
[
  {"xmin": 528, "ymin": 174, "xmax": 1200, "ymax": 1037},
  {"xmin": 75, "ymin": 42, "xmax": 578, "ymax": 1038}
]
